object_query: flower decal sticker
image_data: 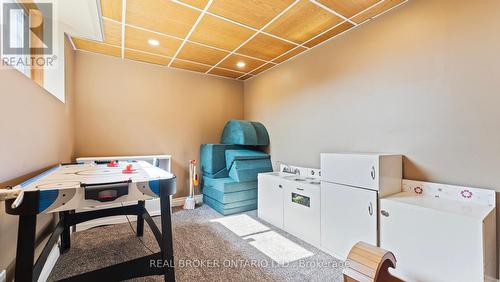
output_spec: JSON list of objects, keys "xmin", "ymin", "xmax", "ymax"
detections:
[
  {"xmin": 414, "ymin": 186, "xmax": 423, "ymax": 194},
  {"xmin": 460, "ymin": 189, "xmax": 473, "ymax": 199}
]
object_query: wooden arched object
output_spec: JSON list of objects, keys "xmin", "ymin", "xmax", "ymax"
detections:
[{"xmin": 343, "ymin": 242, "xmax": 404, "ymax": 282}]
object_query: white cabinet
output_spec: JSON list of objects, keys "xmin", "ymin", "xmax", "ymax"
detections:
[
  {"xmin": 379, "ymin": 180, "xmax": 497, "ymax": 282},
  {"xmin": 320, "ymin": 153, "xmax": 402, "ymax": 260},
  {"xmin": 321, "ymin": 153, "xmax": 402, "ymax": 197},
  {"xmin": 258, "ymin": 174, "xmax": 285, "ymax": 228},
  {"xmin": 258, "ymin": 171, "xmax": 321, "ymax": 248},
  {"xmin": 320, "ymin": 182, "xmax": 377, "ymax": 259},
  {"xmin": 283, "ymin": 182, "xmax": 321, "ymax": 248}
]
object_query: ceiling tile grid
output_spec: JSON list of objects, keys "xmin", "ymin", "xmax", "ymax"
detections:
[{"xmin": 72, "ymin": 0, "xmax": 408, "ymax": 80}]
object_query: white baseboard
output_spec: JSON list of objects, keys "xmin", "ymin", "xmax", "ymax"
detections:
[
  {"xmin": 0, "ymin": 269, "xmax": 6, "ymax": 282},
  {"xmin": 171, "ymin": 194, "xmax": 203, "ymax": 207},
  {"xmin": 75, "ymin": 195, "xmax": 203, "ymax": 232},
  {"xmin": 37, "ymin": 244, "xmax": 59, "ymax": 282}
]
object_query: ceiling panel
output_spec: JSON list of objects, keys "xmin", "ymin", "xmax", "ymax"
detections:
[
  {"xmin": 189, "ymin": 14, "xmax": 255, "ymax": 51},
  {"xmin": 101, "ymin": 0, "xmax": 122, "ymax": 21},
  {"xmin": 208, "ymin": 68, "xmax": 244, "ymax": 79},
  {"xmin": 126, "ymin": 0, "xmax": 200, "ymax": 38},
  {"xmin": 208, "ymin": 0, "xmax": 295, "ymax": 29},
  {"xmin": 351, "ymin": 0, "xmax": 404, "ymax": 24},
  {"xmin": 218, "ymin": 54, "xmax": 266, "ymax": 73},
  {"xmin": 73, "ymin": 0, "xmax": 408, "ymax": 80},
  {"xmin": 304, "ymin": 21, "xmax": 354, "ymax": 48},
  {"xmin": 125, "ymin": 26, "xmax": 182, "ymax": 57},
  {"xmin": 237, "ymin": 33, "xmax": 295, "ymax": 61},
  {"xmin": 250, "ymin": 63, "xmax": 275, "ymax": 75},
  {"xmin": 178, "ymin": 0, "xmax": 209, "ymax": 9},
  {"xmin": 318, "ymin": 0, "xmax": 380, "ymax": 18},
  {"xmin": 272, "ymin": 46, "xmax": 307, "ymax": 63},
  {"xmin": 264, "ymin": 0, "xmax": 343, "ymax": 44},
  {"xmin": 102, "ymin": 18, "xmax": 122, "ymax": 46},
  {"xmin": 125, "ymin": 49, "xmax": 170, "ymax": 65},
  {"xmin": 176, "ymin": 42, "xmax": 229, "ymax": 65},
  {"xmin": 171, "ymin": 60, "xmax": 212, "ymax": 73},
  {"xmin": 238, "ymin": 74, "xmax": 253, "ymax": 81},
  {"xmin": 73, "ymin": 38, "xmax": 121, "ymax": 57}
]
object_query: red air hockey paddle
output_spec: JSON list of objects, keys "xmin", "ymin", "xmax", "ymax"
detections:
[{"xmin": 122, "ymin": 164, "xmax": 135, "ymax": 174}]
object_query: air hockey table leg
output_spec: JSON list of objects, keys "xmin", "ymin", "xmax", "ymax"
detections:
[
  {"xmin": 59, "ymin": 211, "xmax": 71, "ymax": 253},
  {"xmin": 136, "ymin": 200, "xmax": 145, "ymax": 237},
  {"xmin": 15, "ymin": 214, "xmax": 36, "ymax": 282},
  {"xmin": 160, "ymin": 189, "xmax": 175, "ymax": 282}
]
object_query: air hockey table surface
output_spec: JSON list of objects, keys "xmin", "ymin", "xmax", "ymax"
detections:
[{"xmin": 11, "ymin": 160, "xmax": 175, "ymax": 213}]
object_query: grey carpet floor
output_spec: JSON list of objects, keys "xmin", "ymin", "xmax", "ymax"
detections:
[{"xmin": 48, "ymin": 205, "xmax": 344, "ymax": 281}]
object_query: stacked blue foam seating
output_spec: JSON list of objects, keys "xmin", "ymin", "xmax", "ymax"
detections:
[{"xmin": 200, "ymin": 120, "xmax": 272, "ymax": 215}]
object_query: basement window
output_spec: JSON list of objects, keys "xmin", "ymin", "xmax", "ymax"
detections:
[{"xmin": 8, "ymin": 5, "xmax": 31, "ymax": 77}]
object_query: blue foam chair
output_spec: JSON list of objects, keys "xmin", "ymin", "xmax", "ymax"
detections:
[
  {"xmin": 201, "ymin": 120, "xmax": 272, "ymax": 215},
  {"xmin": 200, "ymin": 144, "xmax": 241, "ymax": 179},
  {"xmin": 220, "ymin": 119, "xmax": 270, "ymax": 146}
]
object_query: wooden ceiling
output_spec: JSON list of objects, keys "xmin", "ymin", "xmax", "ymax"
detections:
[{"xmin": 72, "ymin": 0, "xmax": 407, "ymax": 80}]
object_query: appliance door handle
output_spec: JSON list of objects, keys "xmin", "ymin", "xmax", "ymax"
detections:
[
  {"xmin": 278, "ymin": 184, "xmax": 283, "ymax": 189},
  {"xmin": 368, "ymin": 202, "xmax": 373, "ymax": 216},
  {"xmin": 296, "ymin": 187, "xmax": 304, "ymax": 191},
  {"xmin": 370, "ymin": 166, "xmax": 376, "ymax": 180}
]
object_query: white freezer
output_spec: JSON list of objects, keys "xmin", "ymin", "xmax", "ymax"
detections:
[{"xmin": 380, "ymin": 180, "xmax": 497, "ymax": 282}]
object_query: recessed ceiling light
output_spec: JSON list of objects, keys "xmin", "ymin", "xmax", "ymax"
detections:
[
  {"xmin": 236, "ymin": 61, "xmax": 246, "ymax": 68},
  {"xmin": 148, "ymin": 39, "xmax": 160, "ymax": 46}
]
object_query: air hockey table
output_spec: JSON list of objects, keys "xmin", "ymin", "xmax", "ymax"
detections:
[{"xmin": 0, "ymin": 160, "xmax": 176, "ymax": 282}]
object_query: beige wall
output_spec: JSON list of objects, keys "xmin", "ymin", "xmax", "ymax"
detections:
[
  {"xmin": 244, "ymin": 0, "xmax": 500, "ymax": 190},
  {"xmin": 73, "ymin": 52, "xmax": 244, "ymax": 198},
  {"xmin": 244, "ymin": 0, "xmax": 500, "ymax": 275},
  {"xmin": 0, "ymin": 37, "xmax": 75, "ymax": 280}
]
